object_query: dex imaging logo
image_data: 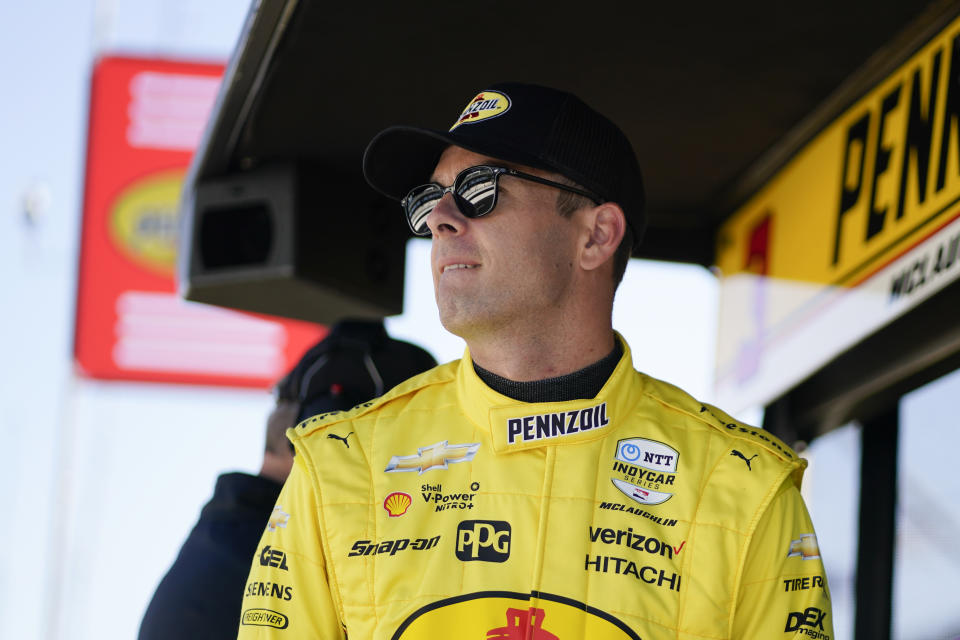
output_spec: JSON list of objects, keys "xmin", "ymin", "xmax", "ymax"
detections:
[
  {"xmin": 785, "ymin": 607, "xmax": 829, "ymax": 638},
  {"xmin": 456, "ymin": 520, "xmax": 511, "ymax": 562}
]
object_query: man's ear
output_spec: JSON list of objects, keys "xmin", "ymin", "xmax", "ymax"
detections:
[{"xmin": 579, "ymin": 203, "xmax": 626, "ymax": 272}]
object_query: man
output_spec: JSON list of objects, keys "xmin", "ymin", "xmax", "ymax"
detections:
[
  {"xmin": 238, "ymin": 84, "xmax": 833, "ymax": 639},
  {"xmin": 139, "ymin": 320, "xmax": 435, "ymax": 640}
]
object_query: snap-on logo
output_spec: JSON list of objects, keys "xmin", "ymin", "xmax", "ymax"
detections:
[{"xmin": 449, "ymin": 91, "xmax": 511, "ymax": 130}]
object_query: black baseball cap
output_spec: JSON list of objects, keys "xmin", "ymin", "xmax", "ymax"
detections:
[
  {"xmin": 275, "ymin": 319, "xmax": 437, "ymax": 423},
  {"xmin": 363, "ymin": 82, "xmax": 646, "ymax": 249}
]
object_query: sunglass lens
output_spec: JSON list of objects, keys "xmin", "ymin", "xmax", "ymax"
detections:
[
  {"xmin": 405, "ymin": 186, "xmax": 442, "ymax": 235},
  {"xmin": 455, "ymin": 167, "xmax": 497, "ymax": 217}
]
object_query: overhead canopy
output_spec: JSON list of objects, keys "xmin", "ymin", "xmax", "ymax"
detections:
[{"xmin": 187, "ymin": 0, "xmax": 948, "ymax": 266}]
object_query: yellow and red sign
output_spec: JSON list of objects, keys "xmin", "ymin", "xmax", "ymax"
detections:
[
  {"xmin": 74, "ymin": 56, "xmax": 327, "ymax": 387},
  {"xmin": 715, "ymin": 15, "xmax": 960, "ymax": 410}
]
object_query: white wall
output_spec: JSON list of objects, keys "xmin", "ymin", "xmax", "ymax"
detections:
[{"xmin": 51, "ymin": 382, "xmax": 270, "ymax": 639}]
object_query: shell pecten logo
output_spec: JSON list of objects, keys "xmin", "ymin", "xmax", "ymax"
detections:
[
  {"xmin": 384, "ymin": 491, "xmax": 412, "ymax": 517},
  {"xmin": 108, "ymin": 169, "xmax": 184, "ymax": 276},
  {"xmin": 449, "ymin": 91, "xmax": 511, "ymax": 131}
]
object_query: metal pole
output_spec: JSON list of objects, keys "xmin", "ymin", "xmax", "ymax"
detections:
[{"xmin": 854, "ymin": 403, "xmax": 899, "ymax": 640}]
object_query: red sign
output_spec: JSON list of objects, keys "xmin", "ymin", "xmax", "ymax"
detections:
[{"xmin": 74, "ymin": 56, "xmax": 327, "ymax": 387}]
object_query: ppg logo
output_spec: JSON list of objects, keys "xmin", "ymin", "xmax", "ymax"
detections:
[{"xmin": 456, "ymin": 520, "xmax": 511, "ymax": 562}]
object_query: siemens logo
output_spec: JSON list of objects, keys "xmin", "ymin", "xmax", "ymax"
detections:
[
  {"xmin": 507, "ymin": 403, "xmax": 609, "ymax": 444},
  {"xmin": 245, "ymin": 581, "xmax": 292, "ymax": 601}
]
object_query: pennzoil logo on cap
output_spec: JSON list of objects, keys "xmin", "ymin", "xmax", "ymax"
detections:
[{"xmin": 450, "ymin": 91, "xmax": 511, "ymax": 130}]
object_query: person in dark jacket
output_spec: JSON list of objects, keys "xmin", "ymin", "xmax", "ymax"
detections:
[{"xmin": 137, "ymin": 319, "xmax": 436, "ymax": 640}]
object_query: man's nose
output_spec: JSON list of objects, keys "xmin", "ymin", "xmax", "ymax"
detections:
[{"xmin": 425, "ymin": 192, "xmax": 466, "ymax": 236}]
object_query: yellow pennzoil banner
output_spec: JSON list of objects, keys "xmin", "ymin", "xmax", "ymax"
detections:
[{"xmin": 715, "ymin": 14, "xmax": 960, "ymax": 411}]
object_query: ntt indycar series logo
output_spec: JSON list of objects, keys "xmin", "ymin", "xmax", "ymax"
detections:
[
  {"xmin": 507, "ymin": 402, "xmax": 610, "ymax": 444},
  {"xmin": 610, "ymin": 438, "xmax": 679, "ymax": 505}
]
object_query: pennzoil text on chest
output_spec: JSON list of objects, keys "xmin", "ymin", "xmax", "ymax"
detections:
[{"xmin": 507, "ymin": 403, "xmax": 609, "ymax": 444}]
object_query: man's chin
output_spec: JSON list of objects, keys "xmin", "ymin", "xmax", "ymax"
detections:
[
  {"xmin": 438, "ymin": 303, "xmax": 488, "ymax": 341},
  {"xmin": 437, "ymin": 312, "xmax": 468, "ymax": 339}
]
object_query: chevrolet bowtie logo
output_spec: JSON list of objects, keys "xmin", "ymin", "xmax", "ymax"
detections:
[
  {"xmin": 384, "ymin": 441, "xmax": 481, "ymax": 474},
  {"xmin": 266, "ymin": 505, "xmax": 290, "ymax": 532},
  {"xmin": 787, "ymin": 534, "xmax": 820, "ymax": 560}
]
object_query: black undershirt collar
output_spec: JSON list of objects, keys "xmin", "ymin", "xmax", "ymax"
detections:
[{"xmin": 473, "ymin": 340, "xmax": 623, "ymax": 403}]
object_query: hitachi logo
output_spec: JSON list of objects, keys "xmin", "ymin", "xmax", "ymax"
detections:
[
  {"xmin": 584, "ymin": 555, "xmax": 682, "ymax": 592},
  {"xmin": 507, "ymin": 403, "xmax": 609, "ymax": 444}
]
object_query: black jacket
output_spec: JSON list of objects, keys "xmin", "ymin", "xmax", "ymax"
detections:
[{"xmin": 138, "ymin": 472, "xmax": 282, "ymax": 640}]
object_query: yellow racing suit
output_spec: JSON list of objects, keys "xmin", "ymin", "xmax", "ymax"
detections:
[{"xmin": 238, "ymin": 338, "xmax": 833, "ymax": 639}]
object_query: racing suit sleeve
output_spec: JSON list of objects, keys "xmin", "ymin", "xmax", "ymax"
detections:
[
  {"xmin": 237, "ymin": 455, "xmax": 344, "ymax": 639},
  {"xmin": 732, "ymin": 477, "xmax": 834, "ymax": 639}
]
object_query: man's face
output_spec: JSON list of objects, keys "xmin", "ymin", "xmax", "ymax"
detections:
[{"xmin": 426, "ymin": 146, "xmax": 582, "ymax": 341}]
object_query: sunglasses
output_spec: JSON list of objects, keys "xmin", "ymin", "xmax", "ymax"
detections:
[{"xmin": 401, "ymin": 164, "xmax": 602, "ymax": 236}]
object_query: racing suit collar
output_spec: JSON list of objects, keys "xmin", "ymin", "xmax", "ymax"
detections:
[{"xmin": 458, "ymin": 332, "xmax": 644, "ymax": 453}]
